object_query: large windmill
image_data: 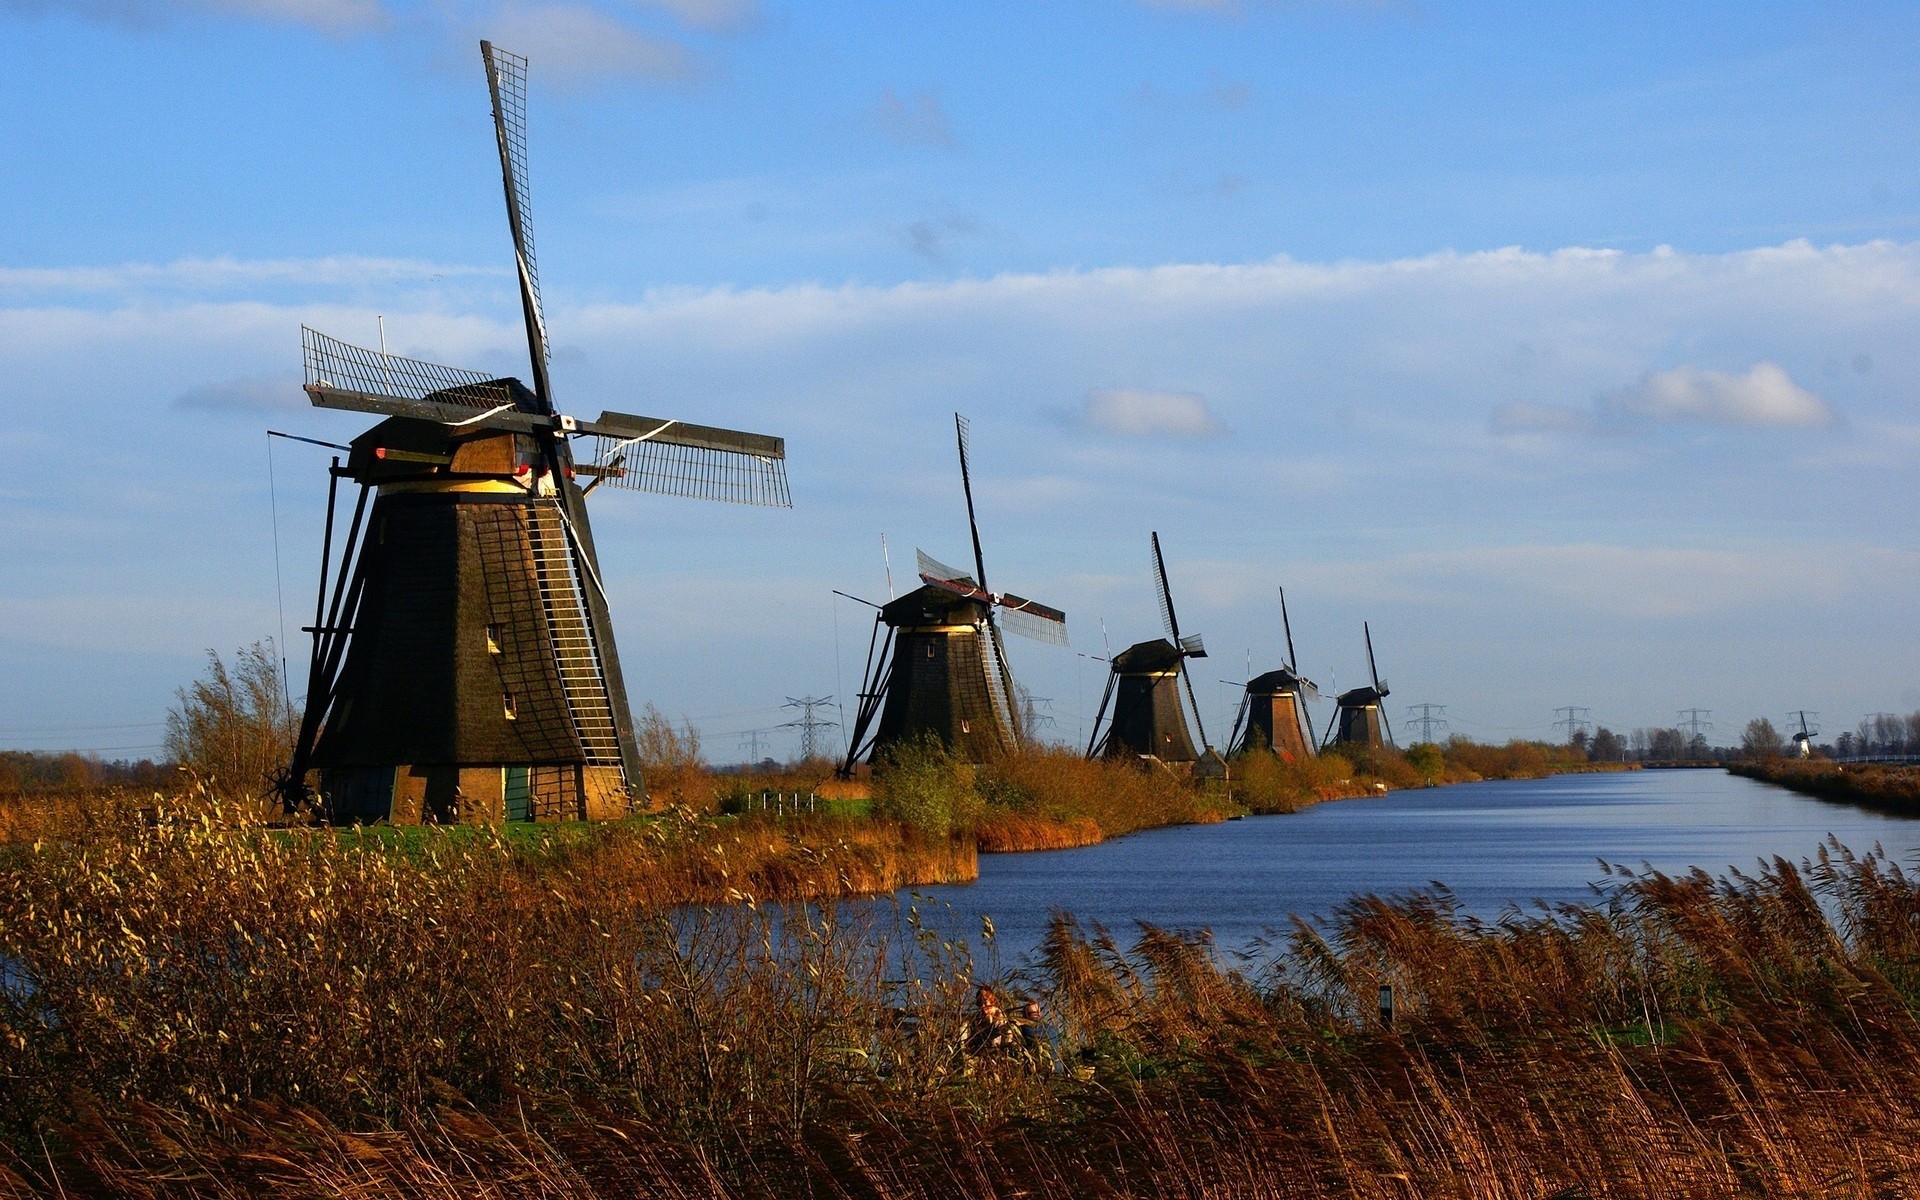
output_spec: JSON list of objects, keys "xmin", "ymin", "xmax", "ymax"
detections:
[
  {"xmin": 1323, "ymin": 622, "xmax": 1393, "ymax": 751},
  {"xmin": 1228, "ymin": 587, "xmax": 1320, "ymax": 760},
  {"xmin": 280, "ymin": 42, "xmax": 790, "ymax": 824},
  {"xmin": 1087, "ymin": 533, "xmax": 1211, "ymax": 765},
  {"xmin": 839, "ymin": 415, "xmax": 1067, "ymax": 771}
]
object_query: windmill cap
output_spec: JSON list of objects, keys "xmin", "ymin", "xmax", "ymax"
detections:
[{"xmin": 1111, "ymin": 638, "xmax": 1184, "ymax": 673}]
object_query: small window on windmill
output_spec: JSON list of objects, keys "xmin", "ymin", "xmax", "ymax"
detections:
[
  {"xmin": 503, "ymin": 691, "xmax": 518, "ymax": 721},
  {"xmin": 926, "ymin": 643, "xmax": 935, "ymax": 658},
  {"xmin": 960, "ymin": 720, "xmax": 971, "ymax": 734},
  {"xmin": 486, "ymin": 623, "xmax": 502, "ymax": 655}
]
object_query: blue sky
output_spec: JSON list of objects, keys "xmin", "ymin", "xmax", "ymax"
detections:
[{"xmin": 3, "ymin": 1, "xmax": 1917, "ymax": 760}]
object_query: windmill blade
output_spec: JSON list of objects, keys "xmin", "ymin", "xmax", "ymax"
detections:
[
  {"xmin": 1365, "ymin": 622, "xmax": 1384, "ymax": 695},
  {"xmin": 954, "ymin": 414, "xmax": 994, "ymax": 607},
  {"xmin": 1279, "ymin": 586, "xmax": 1299, "ymax": 673},
  {"xmin": 1150, "ymin": 531, "xmax": 1181, "ymax": 643},
  {"xmin": 916, "ymin": 548, "xmax": 981, "ymax": 594},
  {"xmin": 982, "ymin": 615, "xmax": 1020, "ymax": 746},
  {"xmin": 997, "ymin": 599, "xmax": 1068, "ymax": 647},
  {"xmin": 1178, "ymin": 633, "xmax": 1207, "ymax": 658},
  {"xmin": 1178, "ymin": 657, "xmax": 1210, "ymax": 750},
  {"xmin": 1297, "ymin": 676, "xmax": 1321, "ymax": 701},
  {"xmin": 582, "ymin": 412, "xmax": 790, "ymax": 507},
  {"xmin": 302, "ymin": 326, "xmax": 543, "ymax": 429},
  {"xmin": 480, "ymin": 41, "xmax": 553, "ymax": 409}
]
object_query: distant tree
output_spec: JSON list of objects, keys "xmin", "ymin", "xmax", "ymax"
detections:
[
  {"xmin": 636, "ymin": 703, "xmax": 705, "ymax": 808},
  {"xmin": 1648, "ymin": 728, "xmax": 1687, "ymax": 761},
  {"xmin": 1569, "ymin": 728, "xmax": 1591, "ymax": 757},
  {"xmin": 165, "ymin": 641, "xmax": 295, "ymax": 797},
  {"xmin": 1740, "ymin": 718, "xmax": 1785, "ymax": 760},
  {"xmin": 1405, "ymin": 743, "xmax": 1443, "ymax": 785},
  {"xmin": 1590, "ymin": 727, "xmax": 1625, "ymax": 762}
]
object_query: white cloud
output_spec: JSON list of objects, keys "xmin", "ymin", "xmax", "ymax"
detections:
[
  {"xmin": 0, "ymin": 256, "xmax": 494, "ymax": 296},
  {"xmin": 1082, "ymin": 388, "xmax": 1223, "ymax": 438},
  {"xmin": 4, "ymin": 237, "xmax": 1919, "ymax": 743},
  {"xmin": 1602, "ymin": 362, "xmax": 1835, "ymax": 428},
  {"xmin": 1493, "ymin": 361, "xmax": 1837, "ymax": 438},
  {"xmin": 478, "ymin": 3, "xmax": 696, "ymax": 82},
  {"xmin": 0, "ymin": 0, "xmax": 381, "ymax": 30},
  {"xmin": 871, "ymin": 88, "xmax": 957, "ymax": 149},
  {"xmin": 630, "ymin": 0, "xmax": 754, "ymax": 32},
  {"xmin": 1270, "ymin": 542, "xmax": 1916, "ymax": 620},
  {"xmin": 174, "ymin": 373, "xmax": 305, "ymax": 413}
]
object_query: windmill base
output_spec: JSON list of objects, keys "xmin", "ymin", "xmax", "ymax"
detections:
[{"xmin": 320, "ymin": 763, "xmax": 630, "ymax": 825}]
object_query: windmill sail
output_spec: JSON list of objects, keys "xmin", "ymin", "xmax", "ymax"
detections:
[
  {"xmin": 584, "ymin": 419, "xmax": 790, "ymax": 507},
  {"xmin": 481, "ymin": 41, "xmax": 551, "ymax": 391},
  {"xmin": 303, "ymin": 327, "xmax": 535, "ymax": 421}
]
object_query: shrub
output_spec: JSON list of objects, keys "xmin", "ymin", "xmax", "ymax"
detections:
[
  {"xmin": 873, "ymin": 734, "xmax": 981, "ymax": 837},
  {"xmin": 164, "ymin": 641, "xmax": 294, "ymax": 798}
]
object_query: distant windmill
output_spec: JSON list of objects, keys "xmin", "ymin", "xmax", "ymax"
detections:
[
  {"xmin": 839, "ymin": 415, "xmax": 1067, "ymax": 770},
  {"xmin": 1324, "ymin": 622, "xmax": 1393, "ymax": 750},
  {"xmin": 1228, "ymin": 587, "xmax": 1319, "ymax": 760},
  {"xmin": 1087, "ymin": 533, "xmax": 1211, "ymax": 766},
  {"xmin": 1789, "ymin": 710, "xmax": 1819, "ymax": 759},
  {"xmin": 280, "ymin": 42, "xmax": 790, "ymax": 825}
]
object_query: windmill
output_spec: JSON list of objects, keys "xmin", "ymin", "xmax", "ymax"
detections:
[
  {"xmin": 1323, "ymin": 622, "xmax": 1393, "ymax": 751},
  {"xmin": 839, "ymin": 415, "xmax": 1067, "ymax": 771},
  {"xmin": 1228, "ymin": 587, "xmax": 1320, "ymax": 760},
  {"xmin": 279, "ymin": 42, "xmax": 790, "ymax": 825},
  {"xmin": 1087, "ymin": 533, "xmax": 1212, "ymax": 767},
  {"xmin": 1789, "ymin": 710, "xmax": 1819, "ymax": 758}
]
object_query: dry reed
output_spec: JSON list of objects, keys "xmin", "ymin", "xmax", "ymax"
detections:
[{"xmin": 8, "ymin": 818, "xmax": 1920, "ymax": 1198}]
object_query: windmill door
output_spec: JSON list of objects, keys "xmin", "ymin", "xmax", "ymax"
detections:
[{"xmin": 504, "ymin": 766, "xmax": 532, "ymax": 821}]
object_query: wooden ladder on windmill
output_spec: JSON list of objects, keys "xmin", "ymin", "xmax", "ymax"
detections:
[{"xmin": 526, "ymin": 501, "xmax": 624, "ymax": 766}]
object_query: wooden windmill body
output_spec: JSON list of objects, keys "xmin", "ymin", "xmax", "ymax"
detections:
[
  {"xmin": 282, "ymin": 43, "xmax": 790, "ymax": 823},
  {"xmin": 840, "ymin": 416, "xmax": 1067, "ymax": 771},
  {"xmin": 1235, "ymin": 669, "xmax": 1318, "ymax": 760},
  {"xmin": 1096, "ymin": 638, "xmax": 1199, "ymax": 762},
  {"xmin": 1087, "ymin": 533, "xmax": 1211, "ymax": 767},
  {"xmin": 1323, "ymin": 623, "xmax": 1394, "ymax": 752},
  {"xmin": 1228, "ymin": 588, "xmax": 1319, "ymax": 761}
]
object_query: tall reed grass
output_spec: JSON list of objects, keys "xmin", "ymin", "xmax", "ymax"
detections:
[{"xmin": 8, "ymin": 810, "xmax": 1920, "ymax": 1198}]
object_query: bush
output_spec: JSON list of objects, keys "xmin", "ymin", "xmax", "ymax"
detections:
[
  {"xmin": 873, "ymin": 734, "xmax": 981, "ymax": 837},
  {"xmin": 165, "ymin": 641, "xmax": 294, "ymax": 798},
  {"xmin": 636, "ymin": 704, "xmax": 710, "ymax": 810}
]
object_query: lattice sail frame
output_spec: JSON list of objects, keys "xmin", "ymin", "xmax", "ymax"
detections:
[
  {"xmin": 481, "ymin": 41, "xmax": 549, "ymax": 370},
  {"xmin": 585, "ymin": 434, "xmax": 791, "ymax": 508},
  {"xmin": 914, "ymin": 548, "xmax": 1067, "ymax": 646},
  {"xmin": 303, "ymin": 326, "xmax": 520, "ymax": 411}
]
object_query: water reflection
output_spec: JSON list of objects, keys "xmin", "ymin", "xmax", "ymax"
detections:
[{"xmin": 905, "ymin": 769, "xmax": 1920, "ymax": 964}]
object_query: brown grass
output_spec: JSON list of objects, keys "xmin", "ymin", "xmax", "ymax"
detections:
[
  {"xmin": 9, "ymin": 814, "xmax": 1920, "ymax": 1198},
  {"xmin": 1731, "ymin": 758, "xmax": 1920, "ymax": 811}
]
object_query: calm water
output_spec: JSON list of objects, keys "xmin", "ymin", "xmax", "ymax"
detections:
[{"xmin": 906, "ymin": 769, "xmax": 1920, "ymax": 964}]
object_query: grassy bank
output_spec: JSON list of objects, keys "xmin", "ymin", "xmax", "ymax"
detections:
[
  {"xmin": 5, "ymin": 798, "xmax": 1919, "ymax": 1197},
  {"xmin": 1730, "ymin": 757, "xmax": 1920, "ymax": 813}
]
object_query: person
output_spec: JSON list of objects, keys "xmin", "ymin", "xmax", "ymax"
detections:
[
  {"xmin": 964, "ymin": 985, "xmax": 1014, "ymax": 1056},
  {"xmin": 1015, "ymin": 998, "xmax": 1055, "ymax": 1073}
]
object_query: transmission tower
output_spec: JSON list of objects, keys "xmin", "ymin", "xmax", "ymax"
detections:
[
  {"xmin": 1405, "ymin": 703, "xmax": 1449, "ymax": 744},
  {"xmin": 739, "ymin": 729, "xmax": 771, "ymax": 761},
  {"xmin": 1677, "ymin": 709, "xmax": 1713, "ymax": 738},
  {"xmin": 1552, "ymin": 706, "xmax": 1592, "ymax": 740},
  {"xmin": 780, "ymin": 695, "xmax": 838, "ymax": 761}
]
